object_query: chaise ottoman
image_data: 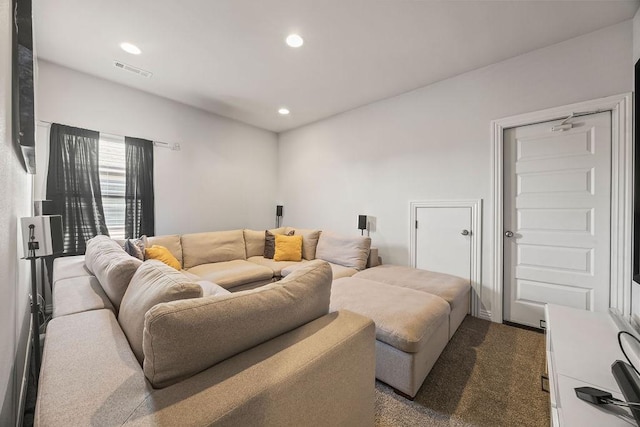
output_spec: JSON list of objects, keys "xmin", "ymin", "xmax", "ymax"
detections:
[
  {"xmin": 354, "ymin": 265, "xmax": 470, "ymax": 338},
  {"xmin": 330, "ymin": 277, "xmax": 450, "ymax": 398}
]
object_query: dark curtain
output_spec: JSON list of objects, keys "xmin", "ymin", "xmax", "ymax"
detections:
[
  {"xmin": 124, "ymin": 137, "xmax": 155, "ymax": 238},
  {"xmin": 46, "ymin": 124, "xmax": 108, "ymax": 255}
]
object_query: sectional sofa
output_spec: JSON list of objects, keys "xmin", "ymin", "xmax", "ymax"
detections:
[
  {"xmin": 38, "ymin": 225, "xmax": 471, "ymax": 425},
  {"xmin": 36, "ymin": 231, "xmax": 376, "ymax": 426}
]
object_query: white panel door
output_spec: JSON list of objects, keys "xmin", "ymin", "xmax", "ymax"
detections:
[
  {"xmin": 415, "ymin": 206, "xmax": 471, "ymax": 280},
  {"xmin": 503, "ymin": 112, "xmax": 612, "ymax": 328}
]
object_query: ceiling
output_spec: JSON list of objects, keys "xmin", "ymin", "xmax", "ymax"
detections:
[{"xmin": 33, "ymin": 0, "xmax": 639, "ymax": 133}]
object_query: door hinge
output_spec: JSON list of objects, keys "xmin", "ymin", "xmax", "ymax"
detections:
[{"xmin": 415, "ymin": 220, "xmax": 418, "ymax": 229}]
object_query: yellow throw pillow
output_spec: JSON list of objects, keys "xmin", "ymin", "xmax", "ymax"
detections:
[
  {"xmin": 274, "ymin": 235, "xmax": 303, "ymax": 262},
  {"xmin": 145, "ymin": 245, "xmax": 181, "ymax": 270}
]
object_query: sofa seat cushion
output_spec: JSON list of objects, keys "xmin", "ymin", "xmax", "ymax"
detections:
[
  {"xmin": 35, "ymin": 310, "xmax": 151, "ymax": 427},
  {"xmin": 281, "ymin": 261, "xmax": 356, "ymax": 279},
  {"xmin": 186, "ymin": 260, "xmax": 274, "ymax": 289},
  {"xmin": 196, "ymin": 280, "xmax": 232, "ymax": 297},
  {"xmin": 316, "ymin": 232, "xmax": 372, "ymax": 270},
  {"xmin": 52, "ymin": 276, "xmax": 115, "ymax": 318},
  {"xmin": 330, "ymin": 277, "xmax": 450, "ymax": 353},
  {"xmin": 247, "ymin": 256, "xmax": 302, "ymax": 276},
  {"xmin": 353, "ymin": 265, "xmax": 470, "ymax": 312},
  {"xmin": 142, "ymin": 260, "xmax": 333, "ymax": 388},
  {"xmin": 84, "ymin": 235, "xmax": 143, "ymax": 311},
  {"xmin": 119, "ymin": 260, "xmax": 203, "ymax": 363},
  {"xmin": 52, "ymin": 255, "xmax": 91, "ymax": 286}
]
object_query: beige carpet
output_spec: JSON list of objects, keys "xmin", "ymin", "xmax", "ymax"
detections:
[{"xmin": 375, "ymin": 316, "xmax": 550, "ymax": 427}]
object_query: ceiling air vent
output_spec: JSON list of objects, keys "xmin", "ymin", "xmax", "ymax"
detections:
[{"xmin": 113, "ymin": 61, "xmax": 153, "ymax": 78}]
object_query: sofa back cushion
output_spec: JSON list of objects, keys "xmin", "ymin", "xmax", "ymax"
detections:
[
  {"xmin": 181, "ymin": 230, "xmax": 246, "ymax": 269},
  {"xmin": 243, "ymin": 229, "xmax": 266, "ymax": 258},
  {"xmin": 142, "ymin": 260, "xmax": 332, "ymax": 388},
  {"xmin": 85, "ymin": 235, "xmax": 143, "ymax": 311},
  {"xmin": 119, "ymin": 260, "xmax": 203, "ymax": 363},
  {"xmin": 286, "ymin": 227, "xmax": 321, "ymax": 260},
  {"xmin": 147, "ymin": 235, "xmax": 182, "ymax": 266},
  {"xmin": 315, "ymin": 232, "xmax": 372, "ymax": 271},
  {"xmin": 244, "ymin": 227, "xmax": 289, "ymax": 258}
]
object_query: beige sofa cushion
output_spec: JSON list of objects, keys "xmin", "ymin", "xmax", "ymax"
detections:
[
  {"xmin": 52, "ymin": 255, "xmax": 91, "ymax": 286},
  {"xmin": 243, "ymin": 229, "xmax": 266, "ymax": 258},
  {"xmin": 330, "ymin": 277, "xmax": 450, "ymax": 353},
  {"xmin": 354, "ymin": 264, "xmax": 470, "ymax": 308},
  {"xmin": 35, "ymin": 310, "xmax": 151, "ymax": 427},
  {"xmin": 84, "ymin": 235, "xmax": 142, "ymax": 310},
  {"xmin": 247, "ymin": 256, "xmax": 302, "ymax": 276},
  {"xmin": 282, "ymin": 261, "xmax": 356, "ymax": 279},
  {"xmin": 287, "ymin": 227, "xmax": 321, "ymax": 260},
  {"xmin": 147, "ymin": 234, "xmax": 182, "ymax": 266},
  {"xmin": 52, "ymin": 276, "xmax": 115, "ymax": 318},
  {"xmin": 181, "ymin": 230, "xmax": 246, "ymax": 269},
  {"xmin": 119, "ymin": 260, "xmax": 202, "ymax": 363},
  {"xmin": 196, "ymin": 280, "xmax": 231, "ymax": 297},
  {"xmin": 186, "ymin": 260, "xmax": 274, "ymax": 289},
  {"xmin": 142, "ymin": 260, "xmax": 332, "ymax": 388},
  {"xmin": 316, "ymin": 232, "xmax": 371, "ymax": 271}
]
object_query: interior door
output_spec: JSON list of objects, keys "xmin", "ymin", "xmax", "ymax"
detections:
[
  {"xmin": 503, "ymin": 112, "xmax": 612, "ymax": 328},
  {"xmin": 415, "ymin": 206, "xmax": 471, "ymax": 280}
]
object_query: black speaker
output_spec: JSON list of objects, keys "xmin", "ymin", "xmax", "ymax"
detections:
[
  {"xmin": 276, "ymin": 205, "xmax": 283, "ymax": 216},
  {"xmin": 34, "ymin": 200, "xmax": 56, "ymax": 216},
  {"xmin": 358, "ymin": 215, "xmax": 367, "ymax": 230}
]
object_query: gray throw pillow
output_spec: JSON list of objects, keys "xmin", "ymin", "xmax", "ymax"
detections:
[
  {"xmin": 123, "ymin": 236, "xmax": 148, "ymax": 260},
  {"xmin": 264, "ymin": 229, "xmax": 294, "ymax": 259}
]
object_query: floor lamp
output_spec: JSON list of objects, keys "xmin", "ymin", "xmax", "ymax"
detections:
[{"xmin": 20, "ymin": 215, "xmax": 63, "ymax": 382}]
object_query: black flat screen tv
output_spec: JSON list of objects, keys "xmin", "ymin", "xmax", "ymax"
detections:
[{"xmin": 12, "ymin": 0, "xmax": 36, "ymax": 174}]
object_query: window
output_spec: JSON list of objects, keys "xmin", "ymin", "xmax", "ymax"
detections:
[{"xmin": 99, "ymin": 134, "xmax": 126, "ymax": 239}]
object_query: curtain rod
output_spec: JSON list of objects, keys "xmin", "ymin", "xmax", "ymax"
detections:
[{"xmin": 36, "ymin": 120, "xmax": 181, "ymax": 151}]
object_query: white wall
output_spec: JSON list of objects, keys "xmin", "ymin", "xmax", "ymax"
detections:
[
  {"xmin": 0, "ymin": 0, "xmax": 34, "ymax": 424},
  {"xmin": 35, "ymin": 61, "xmax": 279, "ymax": 235},
  {"xmin": 278, "ymin": 21, "xmax": 633, "ymax": 316}
]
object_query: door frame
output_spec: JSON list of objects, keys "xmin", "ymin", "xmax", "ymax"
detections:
[
  {"xmin": 410, "ymin": 199, "xmax": 483, "ymax": 317},
  {"xmin": 490, "ymin": 93, "xmax": 633, "ymax": 324}
]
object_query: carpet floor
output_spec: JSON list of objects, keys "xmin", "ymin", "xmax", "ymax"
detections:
[{"xmin": 375, "ymin": 315, "xmax": 550, "ymax": 427}]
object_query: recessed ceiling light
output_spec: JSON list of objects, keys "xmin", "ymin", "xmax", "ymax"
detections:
[
  {"xmin": 120, "ymin": 42, "xmax": 141, "ymax": 55},
  {"xmin": 285, "ymin": 34, "xmax": 304, "ymax": 48},
  {"xmin": 278, "ymin": 108, "xmax": 290, "ymax": 115}
]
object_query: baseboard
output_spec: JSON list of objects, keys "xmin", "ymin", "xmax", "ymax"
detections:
[
  {"xmin": 15, "ymin": 317, "xmax": 32, "ymax": 427},
  {"xmin": 479, "ymin": 309, "xmax": 492, "ymax": 321}
]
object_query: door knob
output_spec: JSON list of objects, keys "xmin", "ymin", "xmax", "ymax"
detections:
[
  {"xmin": 461, "ymin": 229, "xmax": 470, "ymax": 236},
  {"xmin": 505, "ymin": 231, "xmax": 514, "ymax": 238}
]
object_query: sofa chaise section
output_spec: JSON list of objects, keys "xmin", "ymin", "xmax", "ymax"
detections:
[{"xmin": 37, "ymin": 260, "xmax": 377, "ymax": 426}]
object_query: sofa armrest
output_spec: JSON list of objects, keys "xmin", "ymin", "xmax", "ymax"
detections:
[{"xmin": 125, "ymin": 310, "xmax": 376, "ymax": 426}]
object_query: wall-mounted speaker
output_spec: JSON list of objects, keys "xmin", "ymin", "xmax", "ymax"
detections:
[
  {"xmin": 20, "ymin": 215, "xmax": 64, "ymax": 258},
  {"xmin": 276, "ymin": 205, "xmax": 283, "ymax": 217},
  {"xmin": 358, "ymin": 215, "xmax": 367, "ymax": 230}
]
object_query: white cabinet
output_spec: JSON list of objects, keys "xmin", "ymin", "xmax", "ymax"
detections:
[{"xmin": 545, "ymin": 304, "xmax": 636, "ymax": 426}]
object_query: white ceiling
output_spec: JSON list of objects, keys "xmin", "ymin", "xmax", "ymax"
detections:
[{"xmin": 33, "ymin": 0, "xmax": 639, "ymax": 133}]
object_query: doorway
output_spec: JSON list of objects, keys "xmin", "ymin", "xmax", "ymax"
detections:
[
  {"xmin": 503, "ymin": 112, "xmax": 612, "ymax": 328},
  {"xmin": 490, "ymin": 94, "xmax": 632, "ymax": 325},
  {"xmin": 410, "ymin": 199, "xmax": 482, "ymax": 316}
]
